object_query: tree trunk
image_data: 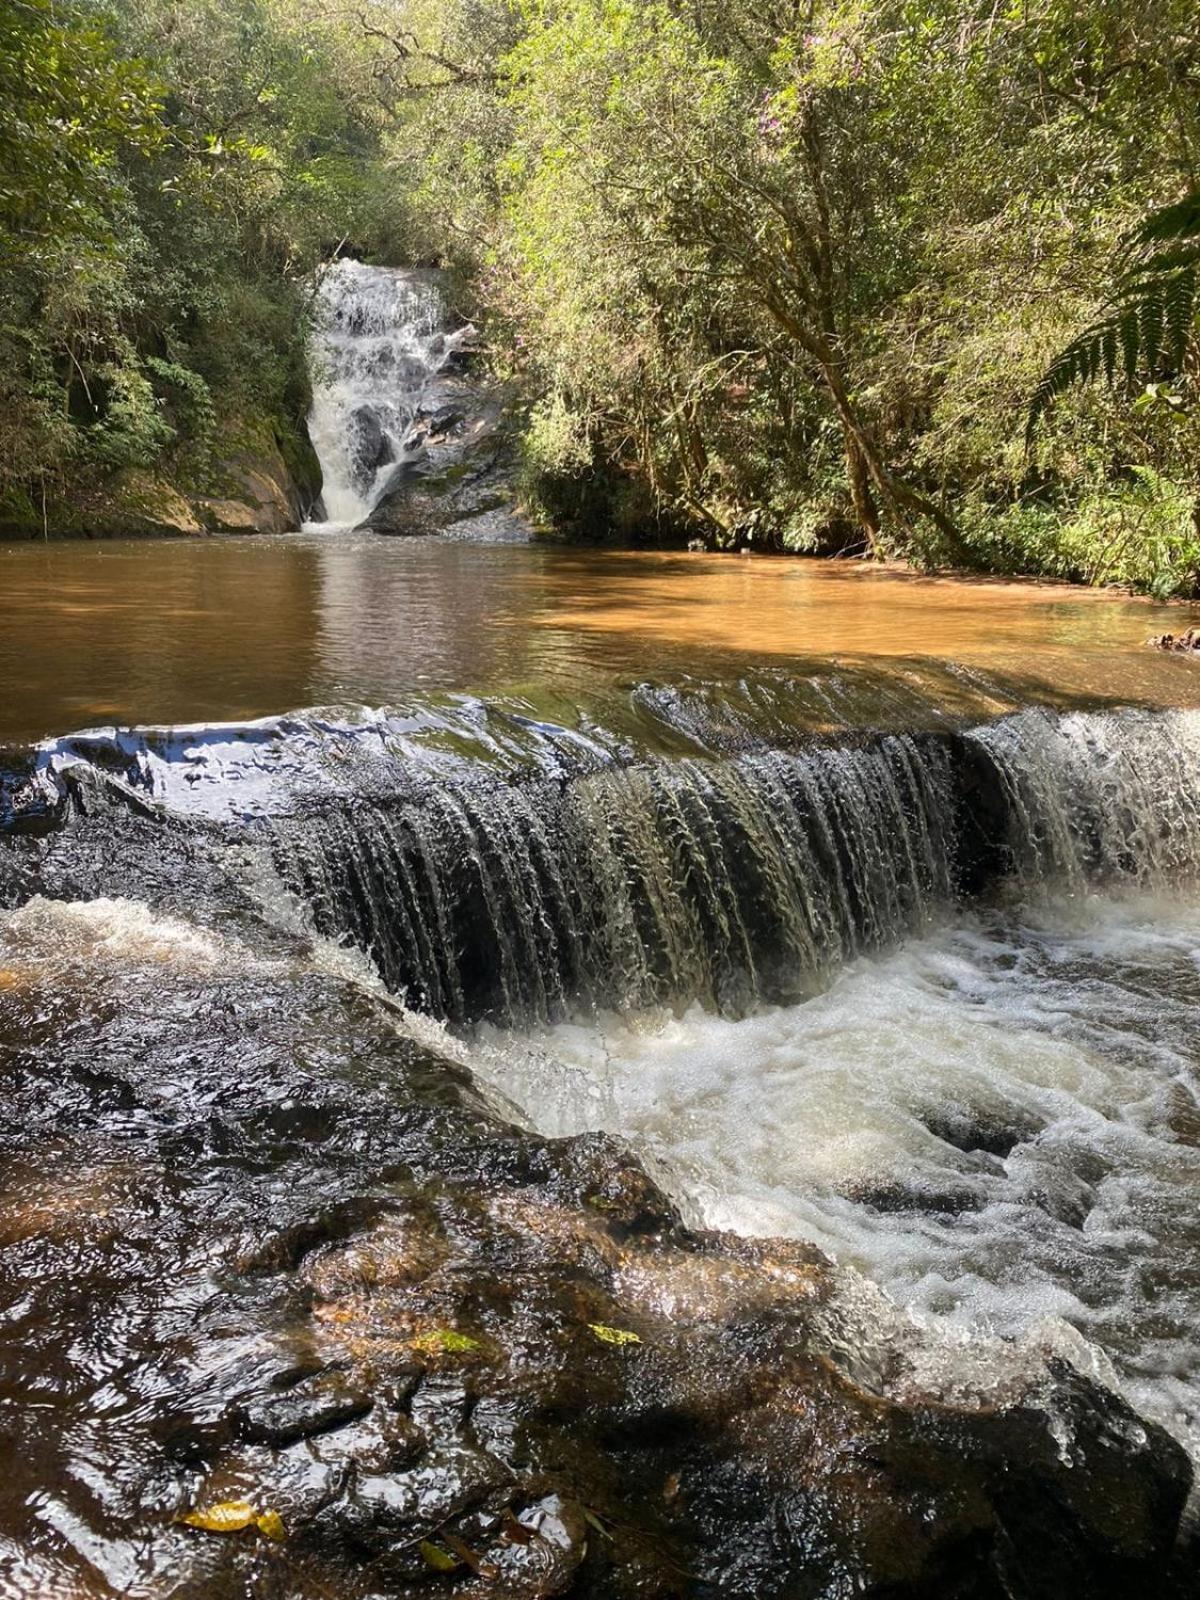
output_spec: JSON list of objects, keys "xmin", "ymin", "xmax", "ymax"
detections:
[
  {"xmin": 756, "ymin": 290, "xmax": 971, "ymax": 564},
  {"xmin": 843, "ymin": 426, "xmax": 882, "ymax": 552},
  {"xmin": 821, "ymin": 350, "xmax": 969, "ymax": 562}
]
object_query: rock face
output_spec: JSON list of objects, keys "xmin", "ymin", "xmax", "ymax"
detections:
[
  {"xmin": 0, "ymin": 867, "xmax": 1193, "ymax": 1600},
  {"xmin": 361, "ymin": 362, "xmax": 527, "ymax": 540},
  {"xmin": 347, "ymin": 405, "xmax": 396, "ymax": 481},
  {"xmin": 1152, "ymin": 628, "xmax": 1200, "ymax": 654},
  {"xmin": 0, "ymin": 420, "xmax": 319, "ymax": 539}
]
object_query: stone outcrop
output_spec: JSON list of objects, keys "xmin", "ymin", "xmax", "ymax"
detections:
[
  {"xmin": 0, "ymin": 419, "xmax": 319, "ymax": 539},
  {"xmin": 1152, "ymin": 628, "xmax": 1200, "ymax": 654},
  {"xmin": 361, "ymin": 359, "xmax": 527, "ymax": 541}
]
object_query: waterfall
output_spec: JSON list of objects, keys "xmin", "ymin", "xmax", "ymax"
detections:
[
  {"xmin": 22, "ymin": 703, "xmax": 1200, "ymax": 1026},
  {"xmin": 269, "ymin": 736, "xmax": 957, "ymax": 1023},
  {"xmin": 969, "ymin": 709, "xmax": 1200, "ymax": 890},
  {"xmin": 258, "ymin": 706, "xmax": 1200, "ymax": 1025},
  {"xmin": 305, "ymin": 261, "xmax": 464, "ymax": 527}
]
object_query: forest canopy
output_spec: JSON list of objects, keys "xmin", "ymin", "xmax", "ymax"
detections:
[{"xmin": 2, "ymin": 0, "xmax": 1199, "ymax": 590}]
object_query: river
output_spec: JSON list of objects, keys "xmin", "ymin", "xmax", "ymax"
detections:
[
  {"xmin": 2, "ymin": 265, "xmax": 1200, "ymax": 1599},
  {"xmin": 1, "ymin": 532, "xmax": 1199, "ymax": 746}
]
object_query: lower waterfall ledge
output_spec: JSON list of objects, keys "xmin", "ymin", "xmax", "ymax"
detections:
[{"xmin": 0, "ymin": 904, "xmax": 1192, "ymax": 1600}]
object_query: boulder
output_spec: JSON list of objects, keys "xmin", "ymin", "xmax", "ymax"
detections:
[
  {"xmin": 364, "ymin": 399, "xmax": 520, "ymax": 538},
  {"xmin": 347, "ymin": 405, "xmax": 395, "ymax": 483},
  {"xmin": 87, "ymin": 467, "xmax": 206, "ymax": 537},
  {"xmin": 194, "ymin": 497, "xmax": 263, "ymax": 534}
]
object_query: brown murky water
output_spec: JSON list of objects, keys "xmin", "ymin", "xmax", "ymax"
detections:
[{"xmin": 2, "ymin": 532, "xmax": 1199, "ymax": 743}]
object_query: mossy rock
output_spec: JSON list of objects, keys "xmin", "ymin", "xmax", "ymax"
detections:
[{"xmin": 0, "ymin": 412, "xmax": 321, "ymax": 540}]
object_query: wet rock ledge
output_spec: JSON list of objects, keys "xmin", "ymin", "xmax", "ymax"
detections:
[{"xmin": 0, "ymin": 911, "xmax": 1194, "ymax": 1600}]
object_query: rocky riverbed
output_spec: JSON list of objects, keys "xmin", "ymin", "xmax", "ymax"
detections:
[{"xmin": 0, "ymin": 887, "xmax": 1195, "ymax": 1600}]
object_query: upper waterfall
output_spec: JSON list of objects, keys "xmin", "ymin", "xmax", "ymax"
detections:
[{"xmin": 305, "ymin": 261, "xmax": 465, "ymax": 528}]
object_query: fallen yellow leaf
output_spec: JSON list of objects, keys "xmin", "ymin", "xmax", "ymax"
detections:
[
  {"xmin": 412, "ymin": 1328, "xmax": 481, "ymax": 1355},
  {"xmin": 588, "ymin": 1322, "xmax": 642, "ymax": 1347},
  {"xmin": 255, "ymin": 1509, "xmax": 286, "ymax": 1541},
  {"xmin": 179, "ymin": 1501, "xmax": 257, "ymax": 1534},
  {"xmin": 420, "ymin": 1538, "xmax": 461, "ymax": 1572},
  {"xmin": 178, "ymin": 1500, "xmax": 286, "ymax": 1539}
]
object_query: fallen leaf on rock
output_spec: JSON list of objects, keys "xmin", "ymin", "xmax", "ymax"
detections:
[
  {"xmin": 444, "ymin": 1532, "xmax": 498, "ymax": 1577},
  {"xmin": 412, "ymin": 1328, "xmax": 481, "ymax": 1355},
  {"xmin": 588, "ymin": 1322, "xmax": 641, "ymax": 1346},
  {"xmin": 179, "ymin": 1500, "xmax": 286, "ymax": 1539},
  {"xmin": 583, "ymin": 1508, "xmax": 614, "ymax": 1541},
  {"xmin": 420, "ymin": 1539, "xmax": 462, "ymax": 1572},
  {"xmin": 501, "ymin": 1508, "xmax": 534, "ymax": 1545}
]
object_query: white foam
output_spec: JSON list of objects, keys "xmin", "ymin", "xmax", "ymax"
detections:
[
  {"xmin": 0, "ymin": 896, "xmax": 235, "ymax": 973},
  {"xmin": 484, "ymin": 892, "xmax": 1200, "ymax": 1449}
]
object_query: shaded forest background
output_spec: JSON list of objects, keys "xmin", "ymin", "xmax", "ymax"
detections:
[{"xmin": 2, "ymin": 0, "xmax": 1199, "ymax": 590}]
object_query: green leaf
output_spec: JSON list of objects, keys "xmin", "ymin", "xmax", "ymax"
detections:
[
  {"xmin": 420, "ymin": 1539, "xmax": 462, "ymax": 1572},
  {"xmin": 412, "ymin": 1328, "xmax": 482, "ymax": 1355}
]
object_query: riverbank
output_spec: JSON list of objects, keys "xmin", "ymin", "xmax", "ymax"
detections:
[{"xmin": 0, "ymin": 416, "xmax": 321, "ymax": 541}]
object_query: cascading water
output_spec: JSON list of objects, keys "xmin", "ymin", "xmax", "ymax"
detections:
[
  {"xmin": 16, "ymin": 697, "xmax": 1200, "ymax": 1463},
  {"xmin": 23, "ymin": 701, "xmax": 1200, "ymax": 1022},
  {"xmin": 248, "ymin": 706, "xmax": 1200, "ymax": 1027},
  {"xmin": 305, "ymin": 261, "xmax": 465, "ymax": 528},
  {"xmin": 268, "ymin": 734, "xmax": 958, "ymax": 1023}
]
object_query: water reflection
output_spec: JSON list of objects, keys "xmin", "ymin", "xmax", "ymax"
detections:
[{"xmin": 2, "ymin": 532, "xmax": 1199, "ymax": 743}]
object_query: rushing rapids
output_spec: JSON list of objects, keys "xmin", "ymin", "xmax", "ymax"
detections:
[
  {"xmin": 7, "ymin": 698, "xmax": 1200, "ymax": 1596},
  {"xmin": 18, "ymin": 698, "xmax": 1199, "ymax": 1025}
]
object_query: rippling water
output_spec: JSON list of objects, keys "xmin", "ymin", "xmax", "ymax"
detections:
[
  {"xmin": 484, "ymin": 892, "xmax": 1200, "ymax": 1454},
  {"xmin": 2, "ymin": 534, "xmax": 1200, "ymax": 743}
]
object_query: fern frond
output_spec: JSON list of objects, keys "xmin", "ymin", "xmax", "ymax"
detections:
[
  {"xmin": 1139, "ymin": 290, "xmax": 1166, "ymax": 372},
  {"xmin": 1118, "ymin": 306, "xmax": 1141, "ymax": 377},
  {"xmin": 1028, "ymin": 185, "xmax": 1200, "ymax": 439},
  {"xmin": 1101, "ymin": 322, "xmax": 1117, "ymax": 385},
  {"xmin": 1028, "ymin": 319, "xmax": 1118, "ymax": 437},
  {"xmin": 1164, "ymin": 266, "xmax": 1197, "ymax": 368},
  {"xmin": 1128, "ymin": 191, "xmax": 1200, "ymax": 249},
  {"xmin": 1131, "ymin": 241, "xmax": 1200, "ymax": 279}
]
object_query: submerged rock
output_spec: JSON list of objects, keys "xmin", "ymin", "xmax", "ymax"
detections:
[
  {"xmin": 1152, "ymin": 628, "xmax": 1200, "ymax": 654},
  {"xmin": 0, "ymin": 908, "xmax": 1191, "ymax": 1600}
]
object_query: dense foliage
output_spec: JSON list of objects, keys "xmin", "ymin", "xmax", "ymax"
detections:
[
  {"xmin": 368, "ymin": 0, "xmax": 1200, "ymax": 588},
  {"xmin": 3, "ymin": 0, "xmax": 1199, "ymax": 589},
  {"xmin": 0, "ymin": 0, "xmax": 401, "ymax": 528}
]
